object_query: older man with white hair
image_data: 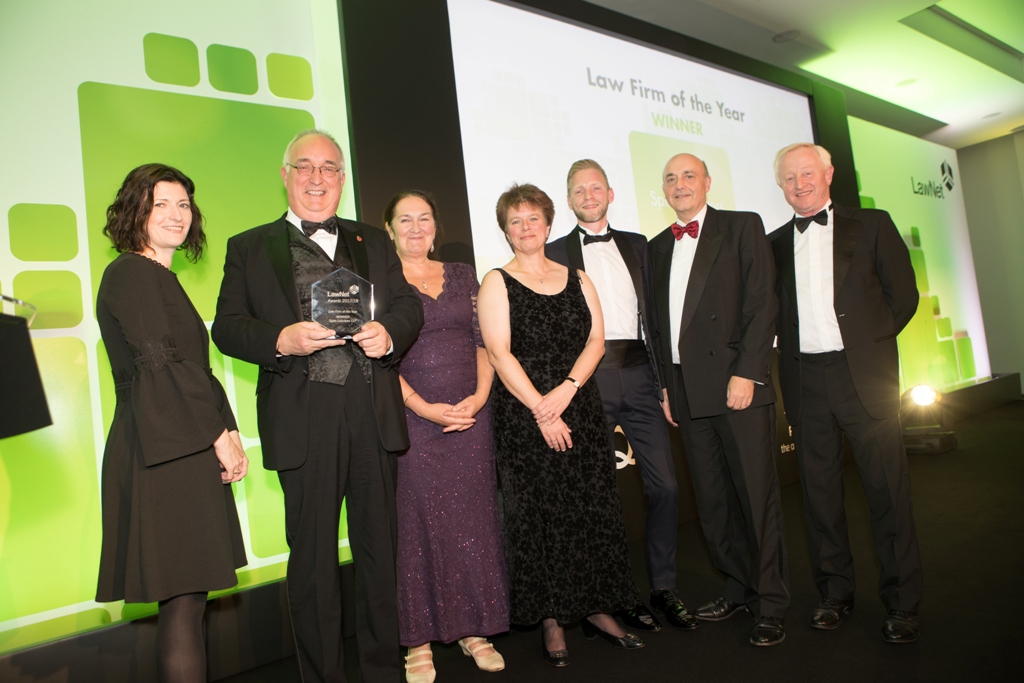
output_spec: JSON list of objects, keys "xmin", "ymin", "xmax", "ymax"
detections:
[{"xmin": 770, "ymin": 143, "xmax": 922, "ymax": 643}]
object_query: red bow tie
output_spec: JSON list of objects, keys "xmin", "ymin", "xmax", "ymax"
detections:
[{"xmin": 672, "ymin": 221, "xmax": 699, "ymax": 240}]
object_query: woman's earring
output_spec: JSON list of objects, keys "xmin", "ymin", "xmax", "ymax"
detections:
[{"xmin": 429, "ymin": 242, "xmax": 435, "ymax": 253}]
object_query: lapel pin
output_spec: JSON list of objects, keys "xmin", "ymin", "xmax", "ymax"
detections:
[{"xmin": 356, "ymin": 236, "xmax": 363, "ymax": 241}]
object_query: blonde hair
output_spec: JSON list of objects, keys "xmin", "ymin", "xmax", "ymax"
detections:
[{"xmin": 566, "ymin": 159, "xmax": 609, "ymax": 194}]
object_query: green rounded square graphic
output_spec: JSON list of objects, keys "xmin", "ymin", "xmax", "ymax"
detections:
[
  {"xmin": 12, "ymin": 271, "xmax": 83, "ymax": 329},
  {"xmin": 0, "ymin": 337, "xmax": 98, "ymax": 624},
  {"xmin": 267, "ymin": 53, "xmax": 313, "ymax": 100},
  {"xmin": 208, "ymin": 44, "xmax": 258, "ymax": 95},
  {"xmin": 242, "ymin": 445, "xmax": 289, "ymax": 558},
  {"xmin": 8, "ymin": 204, "xmax": 78, "ymax": 261},
  {"xmin": 230, "ymin": 356, "xmax": 260, "ymax": 439},
  {"xmin": 78, "ymin": 81, "xmax": 315, "ymax": 319},
  {"xmin": 143, "ymin": 33, "xmax": 200, "ymax": 87}
]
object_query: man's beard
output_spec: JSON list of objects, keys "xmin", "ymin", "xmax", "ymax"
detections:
[{"xmin": 574, "ymin": 206, "xmax": 608, "ymax": 225}]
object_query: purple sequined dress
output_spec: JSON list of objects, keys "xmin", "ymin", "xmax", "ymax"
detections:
[{"xmin": 397, "ymin": 261, "xmax": 509, "ymax": 646}]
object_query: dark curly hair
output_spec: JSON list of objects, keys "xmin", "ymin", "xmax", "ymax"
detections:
[
  {"xmin": 102, "ymin": 163, "xmax": 206, "ymax": 263},
  {"xmin": 382, "ymin": 189, "xmax": 445, "ymax": 257}
]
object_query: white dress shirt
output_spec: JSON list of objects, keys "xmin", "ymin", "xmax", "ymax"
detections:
[
  {"xmin": 669, "ymin": 204, "xmax": 708, "ymax": 364},
  {"xmin": 287, "ymin": 208, "xmax": 338, "ymax": 261},
  {"xmin": 578, "ymin": 226, "xmax": 641, "ymax": 341},
  {"xmin": 793, "ymin": 205, "xmax": 844, "ymax": 353}
]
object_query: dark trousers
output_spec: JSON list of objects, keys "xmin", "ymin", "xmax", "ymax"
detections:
[
  {"xmin": 594, "ymin": 362, "xmax": 679, "ymax": 591},
  {"xmin": 278, "ymin": 374, "xmax": 401, "ymax": 683},
  {"xmin": 794, "ymin": 351, "xmax": 922, "ymax": 613},
  {"xmin": 672, "ymin": 365, "xmax": 790, "ymax": 618}
]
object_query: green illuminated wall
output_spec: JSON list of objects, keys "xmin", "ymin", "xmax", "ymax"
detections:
[
  {"xmin": 0, "ymin": 0, "xmax": 355, "ymax": 655},
  {"xmin": 848, "ymin": 116, "xmax": 991, "ymax": 392}
]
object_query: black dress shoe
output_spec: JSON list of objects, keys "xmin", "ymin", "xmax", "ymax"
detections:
[
  {"xmin": 810, "ymin": 598, "xmax": 855, "ymax": 630},
  {"xmin": 650, "ymin": 590, "xmax": 699, "ymax": 630},
  {"xmin": 749, "ymin": 615, "xmax": 785, "ymax": 647},
  {"xmin": 882, "ymin": 610, "xmax": 919, "ymax": 643},
  {"xmin": 581, "ymin": 618, "xmax": 645, "ymax": 649},
  {"xmin": 695, "ymin": 597, "xmax": 749, "ymax": 621},
  {"xmin": 615, "ymin": 603, "xmax": 662, "ymax": 631}
]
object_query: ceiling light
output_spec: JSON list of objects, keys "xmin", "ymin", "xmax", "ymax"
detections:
[
  {"xmin": 772, "ymin": 30, "xmax": 800, "ymax": 44},
  {"xmin": 901, "ymin": 5, "xmax": 1024, "ymax": 84},
  {"xmin": 896, "ymin": 78, "xmax": 917, "ymax": 87},
  {"xmin": 982, "ymin": 112, "xmax": 1001, "ymax": 118}
]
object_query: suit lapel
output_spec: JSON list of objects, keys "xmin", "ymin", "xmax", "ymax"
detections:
[
  {"xmin": 832, "ymin": 206, "xmax": 860, "ymax": 297},
  {"xmin": 611, "ymin": 229, "xmax": 647, "ymax": 328},
  {"xmin": 650, "ymin": 230, "xmax": 674, "ymax": 342},
  {"xmin": 265, "ymin": 217, "xmax": 302, "ymax": 321},
  {"xmin": 339, "ymin": 221, "xmax": 369, "ymax": 280},
  {"xmin": 680, "ymin": 207, "xmax": 724, "ymax": 338},
  {"xmin": 775, "ymin": 220, "xmax": 798, "ymax": 311},
  {"xmin": 566, "ymin": 227, "xmax": 586, "ymax": 272}
]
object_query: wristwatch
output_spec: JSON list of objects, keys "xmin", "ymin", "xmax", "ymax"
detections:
[{"xmin": 565, "ymin": 376, "xmax": 580, "ymax": 389}]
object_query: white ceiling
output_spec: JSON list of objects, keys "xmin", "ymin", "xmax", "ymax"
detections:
[{"xmin": 587, "ymin": 0, "xmax": 1024, "ymax": 149}]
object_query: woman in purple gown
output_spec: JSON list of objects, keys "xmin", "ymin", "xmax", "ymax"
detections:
[{"xmin": 383, "ymin": 191, "xmax": 509, "ymax": 683}]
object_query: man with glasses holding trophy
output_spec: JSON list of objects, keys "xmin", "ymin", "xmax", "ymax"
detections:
[{"xmin": 213, "ymin": 129, "xmax": 423, "ymax": 683}]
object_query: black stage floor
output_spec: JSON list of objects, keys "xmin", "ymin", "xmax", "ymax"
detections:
[{"xmin": 224, "ymin": 400, "xmax": 1024, "ymax": 683}]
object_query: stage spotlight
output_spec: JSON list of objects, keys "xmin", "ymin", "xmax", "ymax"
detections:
[
  {"xmin": 909, "ymin": 384, "xmax": 938, "ymax": 406},
  {"xmin": 901, "ymin": 385, "xmax": 957, "ymax": 454}
]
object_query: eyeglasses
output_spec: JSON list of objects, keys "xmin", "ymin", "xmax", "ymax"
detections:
[{"xmin": 286, "ymin": 162, "xmax": 342, "ymax": 179}]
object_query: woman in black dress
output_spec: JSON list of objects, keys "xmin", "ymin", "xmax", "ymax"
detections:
[
  {"xmin": 477, "ymin": 183, "xmax": 642, "ymax": 667},
  {"xmin": 95, "ymin": 164, "xmax": 248, "ymax": 682}
]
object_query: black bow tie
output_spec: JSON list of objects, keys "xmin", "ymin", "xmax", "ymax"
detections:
[
  {"xmin": 300, "ymin": 216, "xmax": 339, "ymax": 237},
  {"xmin": 794, "ymin": 206, "xmax": 830, "ymax": 233},
  {"xmin": 582, "ymin": 230, "xmax": 614, "ymax": 245}
]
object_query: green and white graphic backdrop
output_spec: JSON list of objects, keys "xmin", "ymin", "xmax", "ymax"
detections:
[
  {"xmin": 849, "ymin": 116, "xmax": 990, "ymax": 392},
  {"xmin": 0, "ymin": 0, "xmax": 355, "ymax": 655}
]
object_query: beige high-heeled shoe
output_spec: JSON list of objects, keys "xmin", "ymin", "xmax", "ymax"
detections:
[
  {"xmin": 404, "ymin": 645, "xmax": 436, "ymax": 683},
  {"xmin": 458, "ymin": 637, "xmax": 505, "ymax": 672}
]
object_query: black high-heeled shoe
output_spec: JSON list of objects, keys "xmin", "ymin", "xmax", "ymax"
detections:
[
  {"xmin": 541, "ymin": 630, "xmax": 570, "ymax": 667},
  {"xmin": 581, "ymin": 617, "xmax": 645, "ymax": 649}
]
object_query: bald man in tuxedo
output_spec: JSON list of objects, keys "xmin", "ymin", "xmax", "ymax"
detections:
[{"xmin": 648, "ymin": 153, "xmax": 789, "ymax": 647}]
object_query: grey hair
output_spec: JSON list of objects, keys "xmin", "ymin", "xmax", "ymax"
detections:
[
  {"xmin": 773, "ymin": 143, "xmax": 831, "ymax": 185},
  {"xmin": 282, "ymin": 129, "xmax": 346, "ymax": 172}
]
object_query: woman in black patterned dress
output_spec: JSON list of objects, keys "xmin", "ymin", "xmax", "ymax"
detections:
[
  {"xmin": 95, "ymin": 164, "xmax": 248, "ymax": 683},
  {"xmin": 477, "ymin": 183, "xmax": 643, "ymax": 667}
]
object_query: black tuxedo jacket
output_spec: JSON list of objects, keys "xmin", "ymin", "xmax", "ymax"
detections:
[
  {"xmin": 771, "ymin": 205, "xmax": 917, "ymax": 423},
  {"xmin": 211, "ymin": 215, "xmax": 424, "ymax": 470},
  {"xmin": 649, "ymin": 206, "xmax": 777, "ymax": 421},
  {"xmin": 546, "ymin": 226, "xmax": 662, "ymax": 391}
]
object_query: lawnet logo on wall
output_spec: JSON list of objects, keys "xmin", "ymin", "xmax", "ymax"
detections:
[
  {"xmin": 941, "ymin": 160, "xmax": 955, "ymax": 191},
  {"xmin": 0, "ymin": 0, "xmax": 354, "ymax": 655},
  {"xmin": 849, "ymin": 117, "xmax": 990, "ymax": 393},
  {"xmin": 911, "ymin": 160, "xmax": 956, "ymax": 199}
]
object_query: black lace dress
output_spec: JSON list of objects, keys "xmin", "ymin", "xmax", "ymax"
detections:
[
  {"xmin": 95, "ymin": 253, "xmax": 246, "ymax": 604},
  {"xmin": 490, "ymin": 268, "xmax": 640, "ymax": 625}
]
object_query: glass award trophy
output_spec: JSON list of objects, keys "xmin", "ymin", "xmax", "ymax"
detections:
[{"xmin": 311, "ymin": 267, "xmax": 374, "ymax": 338}]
